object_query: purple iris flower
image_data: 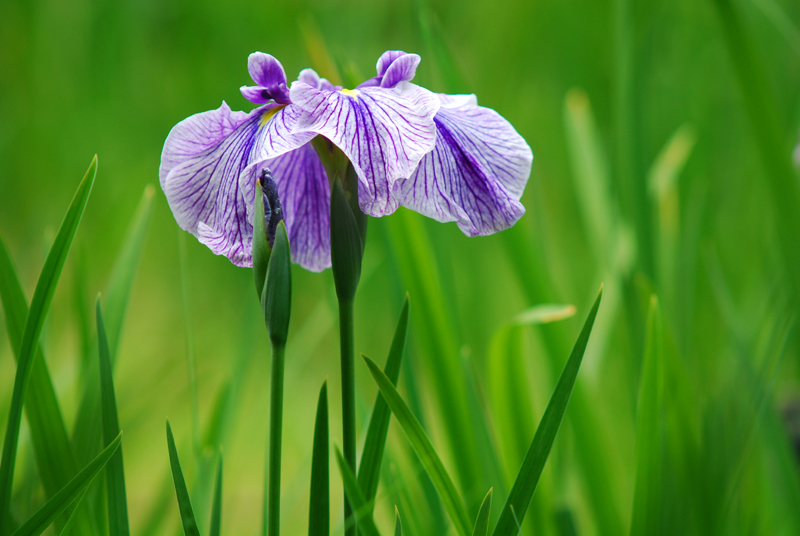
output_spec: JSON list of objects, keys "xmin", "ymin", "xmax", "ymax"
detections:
[{"xmin": 159, "ymin": 50, "xmax": 532, "ymax": 271}]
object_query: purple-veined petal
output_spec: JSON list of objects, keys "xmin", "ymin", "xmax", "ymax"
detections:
[
  {"xmin": 392, "ymin": 95, "xmax": 532, "ymax": 236},
  {"xmin": 376, "ymin": 51, "xmax": 409, "ymax": 77},
  {"xmin": 290, "ymin": 80, "xmax": 440, "ymax": 216},
  {"xmin": 160, "ymin": 102, "xmax": 313, "ymax": 267},
  {"xmin": 297, "ymin": 68, "xmax": 337, "ymax": 91},
  {"xmin": 380, "ymin": 53, "xmax": 421, "ymax": 88},
  {"xmin": 248, "ymin": 52, "xmax": 287, "ymax": 88}
]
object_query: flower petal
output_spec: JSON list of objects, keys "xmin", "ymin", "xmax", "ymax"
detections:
[
  {"xmin": 248, "ymin": 52, "xmax": 287, "ymax": 88},
  {"xmin": 376, "ymin": 50, "xmax": 409, "ymax": 77},
  {"xmin": 266, "ymin": 144, "xmax": 331, "ymax": 271},
  {"xmin": 392, "ymin": 95, "xmax": 532, "ymax": 236},
  {"xmin": 290, "ymin": 81, "xmax": 440, "ymax": 216},
  {"xmin": 161, "ymin": 102, "xmax": 313, "ymax": 267},
  {"xmin": 380, "ymin": 53, "xmax": 421, "ymax": 88}
]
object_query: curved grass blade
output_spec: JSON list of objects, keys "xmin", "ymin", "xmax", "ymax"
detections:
[
  {"xmin": 0, "ymin": 234, "xmax": 94, "ymax": 533},
  {"xmin": 472, "ymin": 489, "xmax": 493, "ymax": 536},
  {"xmin": 629, "ymin": 297, "xmax": 663, "ymax": 536},
  {"xmin": 57, "ymin": 488, "xmax": 89, "ymax": 536},
  {"xmin": 0, "ymin": 156, "xmax": 97, "ymax": 532},
  {"xmin": 333, "ymin": 447, "xmax": 380, "ymax": 536},
  {"xmin": 97, "ymin": 298, "xmax": 130, "ymax": 536},
  {"xmin": 394, "ymin": 506, "xmax": 402, "ymax": 536},
  {"xmin": 166, "ymin": 421, "xmax": 200, "ymax": 536},
  {"xmin": 209, "ymin": 454, "xmax": 222, "ymax": 536},
  {"xmin": 493, "ymin": 286, "xmax": 603, "ymax": 536},
  {"xmin": 10, "ymin": 432, "xmax": 121, "ymax": 536},
  {"xmin": 358, "ymin": 295, "xmax": 409, "ymax": 503},
  {"xmin": 362, "ymin": 355, "xmax": 472, "ymax": 536},
  {"xmin": 309, "ymin": 381, "xmax": 329, "ymax": 536}
]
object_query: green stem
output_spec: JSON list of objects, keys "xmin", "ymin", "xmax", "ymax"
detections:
[
  {"xmin": 339, "ymin": 298, "xmax": 357, "ymax": 536},
  {"xmin": 265, "ymin": 342, "xmax": 286, "ymax": 536}
]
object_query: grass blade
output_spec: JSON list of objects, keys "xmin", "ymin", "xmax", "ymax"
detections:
[
  {"xmin": 97, "ymin": 298, "xmax": 130, "ymax": 536},
  {"xmin": 357, "ymin": 295, "xmax": 409, "ymax": 503},
  {"xmin": 10, "ymin": 432, "xmax": 121, "ymax": 536},
  {"xmin": 629, "ymin": 297, "xmax": 664, "ymax": 536},
  {"xmin": 333, "ymin": 447, "xmax": 380, "ymax": 536},
  {"xmin": 394, "ymin": 506, "xmax": 402, "ymax": 536},
  {"xmin": 57, "ymin": 488, "xmax": 89, "ymax": 536},
  {"xmin": 166, "ymin": 420, "xmax": 200, "ymax": 536},
  {"xmin": 0, "ymin": 234, "xmax": 94, "ymax": 533},
  {"xmin": 472, "ymin": 489, "xmax": 493, "ymax": 536},
  {"xmin": 309, "ymin": 381, "xmax": 329, "ymax": 536},
  {"xmin": 362, "ymin": 355, "xmax": 472, "ymax": 536},
  {"xmin": 209, "ymin": 455, "xmax": 222, "ymax": 536},
  {"xmin": 0, "ymin": 156, "xmax": 97, "ymax": 532},
  {"xmin": 493, "ymin": 286, "xmax": 603, "ymax": 536}
]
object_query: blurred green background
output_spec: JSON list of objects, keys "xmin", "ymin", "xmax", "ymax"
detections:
[{"xmin": 2, "ymin": 0, "xmax": 800, "ymax": 534}]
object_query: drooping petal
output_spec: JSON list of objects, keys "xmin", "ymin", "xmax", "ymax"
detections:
[
  {"xmin": 290, "ymin": 81, "xmax": 440, "ymax": 216},
  {"xmin": 160, "ymin": 102, "xmax": 313, "ymax": 267},
  {"xmin": 392, "ymin": 95, "xmax": 532, "ymax": 236}
]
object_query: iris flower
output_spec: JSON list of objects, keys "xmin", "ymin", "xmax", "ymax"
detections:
[{"xmin": 159, "ymin": 50, "xmax": 532, "ymax": 271}]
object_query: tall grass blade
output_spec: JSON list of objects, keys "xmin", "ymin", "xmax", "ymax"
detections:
[
  {"xmin": 0, "ymin": 234, "xmax": 94, "ymax": 533},
  {"xmin": 209, "ymin": 455, "xmax": 222, "ymax": 536},
  {"xmin": 57, "ymin": 488, "xmax": 89, "ymax": 536},
  {"xmin": 166, "ymin": 420, "xmax": 201, "ymax": 536},
  {"xmin": 358, "ymin": 295, "xmax": 409, "ymax": 503},
  {"xmin": 493, "ymin": 286, "xmax": 602, "ymax": 536},
  {"xmin": 394, "ymin": 506, "xmax": 402, "ymax": 536},
  {"xmin": 10, "ymin": 432, "xmax": 121, "ymax": 536},
  {"xmin": 362, "ymin": 354, "xmax": 472, "ymax": 536},
  {"xmin": 629, "ymin": 297, "xmax": 664, "ymax": 536},
  {"xmin": 0, "ymin": 156, "xmax": 97, "ymax": 532},
  {"xmin": 97, "ymin": 298, "xmax": 130, "ymax": 536},
  {"xmin": 472, "ymin": 489, "xmax": 493, "ymax": 536},
  {"xmin": 309, "ymin": 381, "xmax": 329, "ymax": 536},
  {"xmin": 333, "ymin": 447, "xmax": 381, "ymax": 536}
]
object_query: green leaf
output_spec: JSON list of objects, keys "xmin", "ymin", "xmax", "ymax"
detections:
[
  {"xmin": 493, "ymin": 286, "xmax": 603, "ymax": 536},
  {"xmin": 209, "ymin": 455, "xmax": 222, "ymax": 536},
  {"xmin": 57, "ymin": 488, "xmax": 89, "ymax": 536},
  {"xmin": 333, "ymin": 447, "xmax": 380, "ymax": 536},
  {"xmin": 252, "ymin": 178, "xmax": 271, "ymax": 300},
  {"xmin": 97, "ymin": 298, "xmax": 130, "ymax": 536},
  {"xmin": 358, "ymin": 295, "xmax": 409, "ymax": 503},
  {"xmin": 394, "ymin": 506, "xmax": 402, "ymax": 536},
  {"xmin": 166, "ymin": 420, "xmax": 201, "ymax": 536},
  {"xmin": 309, "ymin": 381, "xmax": 329, "ymax": 536},
  {"xmin": 0, "ymin": 156, "xmax": 97, "ymax": 532},
  {"xmin": 0, "ymin": 232, "xmax": 92, "ymax": 533},
  {"xmin": 472, "ymin": 489, "xmax": 493, "ymax": 536},
  {"xmin": 10, "ymin": 432, "xmax": 121, "ymax": 536},
  {"xmin": 329, "ymin": 177, "xmax": 362, "ymax": 303},
  {"xmin": 262, "ymin": 221, "xmax": 291, "ymax": 346},
  {"xmin": 362, "ymin": 355, "xmax": 472, "ymax": 536}
]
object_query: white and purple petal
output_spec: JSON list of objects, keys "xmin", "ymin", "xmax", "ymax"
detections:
[
  {"xmin": 241, "ymin": 52, "xmax": 291, "ymax": 104},
  {"xmin": 160, "ymin": 102, "xmax": 313, "ymax": 267},
  {"xmin": 392, "ymin": 94, "xmax": 532, "ymax": 236},
  {"xmin": 290, "ymin": 80, "xmax": 440, "ymax": 216}
]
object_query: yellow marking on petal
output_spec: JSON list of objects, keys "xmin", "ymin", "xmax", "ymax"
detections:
[
  {"xmin": 260, "ymin": 105, "xmax": 287, "ymax": 127},
  {"xmin": 340, "ymin": 88, "xmax": 360, "ymax": 99}
]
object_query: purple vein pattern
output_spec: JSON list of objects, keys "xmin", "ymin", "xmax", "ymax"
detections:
[{"xmin": 159, "ymin": 49, "xmax": 533, "ymax": 271}]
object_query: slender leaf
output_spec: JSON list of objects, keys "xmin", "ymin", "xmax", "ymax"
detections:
[
  {"xmin": 57, "ymin": 488, "xmax": 89, "ymax": 536},
  {"xmin": 10, "ymin": 432, "xmax": 121, "ymax": 536},
  {"xmin": 0, "ymin": 233, "xmax": 93, "ymax": 533},
  {"xmin": 0, "ymin": 156, "xmax": 97, "ymax": 532},
  {"xmin": 309, "ymin": 381, "xmax": 329, "ymax": 536},
  {"xmin": 209, "ymin": 455, "xmax": 222, "ymax": 536},
  {"xmin": 472, "ymin": 489, "xmax": 493, "ymax": 536},
  {"xmin": 362, "ymin": 355, "xmax": 472, "ymax": 536},
  {"xmin": 358, "ymin": 295, "xmax": 409, "ymax": 503},
  {"xmin": 394, "ymin": 506, "xmax": 402, "ymax": 536},
  {"xmin": 334, "ymin": 448, "xmax": 380, "ymax": 536},
  {"xmin": 97, "ymin": 298, "xmax": 130, "ymax": 536},
  {"xmin": 629, "ymin": 297, "xmax": 664, "ymax": 536},
  {"xmin": 166, "ymin": 421, "xmax": 201, "ymax": 536},
  {"xmin": 493, "ymin": 286, "xmax": 603, "ymax": 536}
]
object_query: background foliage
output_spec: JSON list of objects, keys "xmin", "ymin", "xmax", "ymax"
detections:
[{"xmin": 1, "ymin": 0, "xmax": 800, "ymax": 534}]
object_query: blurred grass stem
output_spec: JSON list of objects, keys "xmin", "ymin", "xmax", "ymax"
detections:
[
  {"xmin": 339, "ymin": 298, "xmax": 357, "ymax": 536},
  {"xmin": 265, "ymin": 342, "xmax": 285, "ymax": 536}
]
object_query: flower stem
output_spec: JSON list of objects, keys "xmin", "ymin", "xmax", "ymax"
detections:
[
  {"xmin": 265, "ymin": 342, "xmax": 286, "ymax": 536},
  {"xmin": 338, "ymin": 298, "xmax": 357, "ymax": 536}
]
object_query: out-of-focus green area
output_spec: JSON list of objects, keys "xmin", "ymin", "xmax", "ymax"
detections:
[{"xmin": 2, "ymin": 0, "xmax": 800, "ymax": 534}]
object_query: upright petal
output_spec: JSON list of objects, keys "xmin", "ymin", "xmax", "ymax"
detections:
[
  {"xmin": 290, "ymin": 81, "xmax": 440, "ymax": 216},
  {"xmin": 161, "ymin": 102, "xmax": 312, "ymax": 267},
  {"xmin": 380, "ymin": 54, "xmax": 421, "ymax": 88},
  {"xmin": 376, "ymin": 51, "xmax": 409, "ymax": 77},
  {"xmin": 392, "ymin": 95, "xmax": 533, "ymax": 236},
  {"xmin": 241, "ymin": 52, "xmax": 291, "ymax": 104}
]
